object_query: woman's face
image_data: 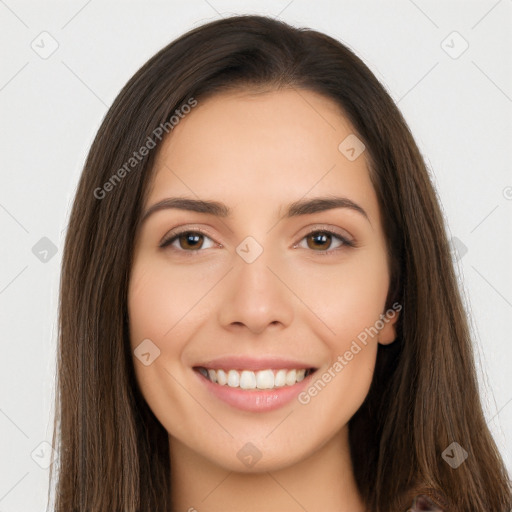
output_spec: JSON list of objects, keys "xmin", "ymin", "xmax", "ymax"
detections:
[{"xmin": 128, "ymin": 88, "xmax": 399, "ymax": 472}]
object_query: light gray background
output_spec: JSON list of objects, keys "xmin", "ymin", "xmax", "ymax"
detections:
[{"xmin": 0, "ymin": 1, "xmax": 511, "ymax": 510}]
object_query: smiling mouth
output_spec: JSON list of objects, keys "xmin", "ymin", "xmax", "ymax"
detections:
[{"xmin": 193, "ymin": 367, "xmax": 317, "ymax": 391}]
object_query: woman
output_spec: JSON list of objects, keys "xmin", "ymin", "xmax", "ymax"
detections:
[{"xmin": 50, "ymin": 14, "xmax": 512, "ymax": 512}]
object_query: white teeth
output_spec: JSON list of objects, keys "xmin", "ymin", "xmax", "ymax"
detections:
[
  {"xmin": 227, "ymin": 370, "xmax": 239, "ymax": 387},
  {"xmin": 240, "ymin": 370, "xmax": 256, "ymax": 390},
  {"xmin": 199, "ymin": 367, "xmax": 312, "ymax": 390},
  {"xmin": 285, "ymin": 369, "xmax": 297, "ymax": 386},
  {"xmin": 216, "ymin": 369, "xmax": 227, "ymax": 386},
  {"xmin": 274, "ymin": 369, "xmax": 287, "ymax": 387},
  {"xmin": 256, "ymin": 369, "xmax": 274, "ymax": 389}
]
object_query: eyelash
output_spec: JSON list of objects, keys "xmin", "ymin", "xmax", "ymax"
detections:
[{"xmin": 159, "ymin": 226, "xmax": 356, "ymax": 256}]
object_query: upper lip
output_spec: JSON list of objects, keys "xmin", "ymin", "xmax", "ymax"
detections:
[{"xmin": 194, "ymin": 356, "xmax": 317, "ymax": 372}]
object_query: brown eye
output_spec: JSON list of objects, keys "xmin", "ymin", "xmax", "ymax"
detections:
[
  {"xmin": 306, "ymin": 232, "xmax": 333, "ymax": 251},
  {"xmin": 160, "ymin": 230, "xmax": 216, "ymax": 252},
  {"xmin": 177, "ymin": 232, "xmax": 204, "ymax": 250},
  {"xmin": 298, "ymin": 230, "xmax": 353, "ymax": 253}
]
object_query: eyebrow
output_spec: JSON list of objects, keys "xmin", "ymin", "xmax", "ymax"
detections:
[{"xmin": 140, "ymin": 196, "xmax": 370, "ymax": 224}]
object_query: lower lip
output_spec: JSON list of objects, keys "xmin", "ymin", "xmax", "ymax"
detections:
[{"xmin": 195, "ymin": 369, "xmax": 316, "ymax": 412}]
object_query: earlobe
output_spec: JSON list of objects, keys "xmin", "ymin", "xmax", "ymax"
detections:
[{"xmin": 377, "ymin": 309, "xmax": 400, "ymax": 345}]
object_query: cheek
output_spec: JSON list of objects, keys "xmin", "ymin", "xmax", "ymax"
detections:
[
  {"xmin": 127, "ymin": 259, "xmax": 202, "ymax": 397},
  {"xmin": 127, "ymin": 259, "xmax": 211, "ymax": 432},
  {"xmin": 128, "ymin": 257, "xmax": 214, "ymax": 346},
  {"xmin": 295, "ymin": 346, "xmax": 377, "ymax": 446},
  {"xmin": 292, "ymin": 249, "xmax": 388, "ymax": 410},
  {"xmin": 293, "ymin": 247, "xmax": 390, "ymax": 345}
]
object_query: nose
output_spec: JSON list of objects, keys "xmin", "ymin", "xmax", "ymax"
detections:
[{"xmin": 217, "ymin": 248, "xmax": 294, "ymax": 335}]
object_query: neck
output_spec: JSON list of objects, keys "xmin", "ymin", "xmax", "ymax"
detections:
[{"xmin": 169, "ymin": 427, "xmax": 367, "ymax": 512}]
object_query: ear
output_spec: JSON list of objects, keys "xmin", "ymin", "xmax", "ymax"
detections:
[{"xmin": 377, "ymin": 306, "xmax": 400, "ymax": 346}]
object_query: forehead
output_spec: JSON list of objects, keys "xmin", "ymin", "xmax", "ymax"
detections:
[{"xmin": 146, "ymin": 88, "xmax": 379, "ymax": 224}]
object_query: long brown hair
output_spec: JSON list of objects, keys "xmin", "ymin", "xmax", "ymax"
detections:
[{"xmin": 50, "ymin": 14, "xmax": 512, "ymax": 512}]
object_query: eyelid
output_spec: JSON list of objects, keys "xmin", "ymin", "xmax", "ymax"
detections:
[
  {"xmin": 292, "ymin": 225, "xmax": 356, "ymax": 255},
  {"xmin": 159, "ymin": 226, "xmax": 219, "ymax": 249},
  {"xmin": 159, "ymin": 223, "xmax": 356, "ymax": 253},
  {"xmin": 295, "ymin": 223, "xmax": 354, "ymax": 244}
]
